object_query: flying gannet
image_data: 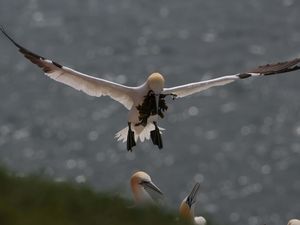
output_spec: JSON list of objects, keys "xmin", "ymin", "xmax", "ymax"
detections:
[
  {"xmin": 130, "ymin": 171, "xmax": 163, "ymax": 205},
  {"xmin": 1, "ymin": 27, "xmax": 300, "ymax": 151},
  {"xmin": 179, "ymin": 182, "xmax": 206, "ymax": 225}
]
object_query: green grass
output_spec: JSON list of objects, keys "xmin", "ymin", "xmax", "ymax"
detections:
[{"xmin": 0, "ymin": 168, "xmax": 196, "ymax": 225}]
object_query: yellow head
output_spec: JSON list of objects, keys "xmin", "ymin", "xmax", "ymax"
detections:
[
  {"xmin": 130, "ymin": 171, "xmax": 163, "ymax": 204},
  {"xmin": 130, "ymin": 171, "xmax": 151, "ymax": 195},
  {"xmin": 147, "ymin": 73, "xmax": 165, "ymax": 94}
]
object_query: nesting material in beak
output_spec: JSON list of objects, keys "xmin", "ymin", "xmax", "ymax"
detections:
[{"xmin": 136, "ymin": 91, "xmax": 168, "ymax": 128}]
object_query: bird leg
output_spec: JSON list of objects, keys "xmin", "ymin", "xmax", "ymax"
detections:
[
  {"xmin": 150, "ymin": 122, "xmax": 163, "ymax": 149},
  {"xmin": 127, "ymin": 122, "xmax": 136, "ymax": 151}
]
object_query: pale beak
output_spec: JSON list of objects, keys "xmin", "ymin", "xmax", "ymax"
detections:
[
  {"xmin": 141, "ymin": 180, "xmax": 163, "ymax": 196},
  {"xmin": 186, "ymin": 183, "xmax": 200, "ymax": 208}
]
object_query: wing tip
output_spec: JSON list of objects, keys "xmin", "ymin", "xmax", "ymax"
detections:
[
  {"xmin": 247, "ymin": 58, "xmax": 300, "ymax": 76},
  {"xmin": 0, "ymin": 27, "xmax": 47, "ymax": 61},
  {"xmin": 0, "ymin": 26, "xmax": 22, "ymax": 49},
  {"xmin": 0, "ymin": 27, "xmax": 62, "ymax": 73}
]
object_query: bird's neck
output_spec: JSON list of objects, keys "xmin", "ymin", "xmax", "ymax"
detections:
[
  {"xmin": 132, "ymin": 184, "xmax": 152, "ymax": 205},
  {"xmin": 179, "ymin": 202, "xmax": 194, "ymax": 220}
]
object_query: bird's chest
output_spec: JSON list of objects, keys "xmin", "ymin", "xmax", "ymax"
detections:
[{"xmin": 135, "ymin": 90, "xmax": 168, "ymax": 127}]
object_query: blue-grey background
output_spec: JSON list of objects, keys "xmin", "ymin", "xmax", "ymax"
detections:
[{"xmin": 0, "ymin": 0, "xmax": 300, "ymax": 224}]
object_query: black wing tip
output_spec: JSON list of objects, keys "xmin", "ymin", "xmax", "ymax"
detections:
[
  {"xmin": 238, "ymin": 73, "xmax": 252, "ymax": 79},
  {"xmin": 1, "ymin": 27, "xmax": 63, "ymax": 70},
  {"xmin": 0, "ymin": 27, "xmax": 47, "ymax": 61},
  {"xmin": 248, "ymin": 58, "xmax": 300, "ymax": 76},
  {"xmin": 0, "ymin": 25, "xmax": 22, "ymax": 49}
]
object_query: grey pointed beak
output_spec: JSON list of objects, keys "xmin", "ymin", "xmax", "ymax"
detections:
[
  {"xmin": 141, "ymin": 180, "xmax": 163, "ymax": 196},
  {"xmin": 186, "ymin": 183, "xmax": 200, "ymax": 208}
]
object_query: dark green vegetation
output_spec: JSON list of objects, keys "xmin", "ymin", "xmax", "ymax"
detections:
[{"xmin": 0, "ymin": 168, "xmax": 194, "ymax": 225}]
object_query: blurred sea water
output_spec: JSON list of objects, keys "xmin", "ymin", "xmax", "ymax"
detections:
[{"xmin": 0, "ymin": 0, "xmax": 300, "ymax": 225}]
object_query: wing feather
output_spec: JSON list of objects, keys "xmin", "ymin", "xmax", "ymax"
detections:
[
  {"xmin": 163, "ymin": 58, "xmax": 300, "ymax": 98},
  {"xmin": 163, "ymin": 75, "xmax": 239, "ymax": 97},
  {"xmin": 1, "ymin": 27, "xmax": 134, "ymax": 109},
  {"xmin": 247, "ymin": 58, "xmax": 300, "ymax": 75}
]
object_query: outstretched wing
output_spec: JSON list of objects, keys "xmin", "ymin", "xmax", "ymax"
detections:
[
  {"xmin": 163, "ymin": 58, "xmax": 300, "ymax": 98},
  {"xmin": 1, "ymin": 27, "xmax": 134, "ymax": 109}
]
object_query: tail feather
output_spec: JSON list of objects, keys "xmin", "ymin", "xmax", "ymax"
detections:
[
  {"xmin": 115, "ymin": 124, "xmax": 164, "ymax": 143},
  {"xmin": 115, "ymin": 127, "xmax": 128, "ymax": 143},
  {"xmin": 139, "ymin": 124, "xmax": 154, "ymax": 142}
]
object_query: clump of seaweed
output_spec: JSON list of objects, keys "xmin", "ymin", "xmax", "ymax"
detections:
[{"xmin": 136, "ymin": 91, "xmax": 168, "ymax": 127}]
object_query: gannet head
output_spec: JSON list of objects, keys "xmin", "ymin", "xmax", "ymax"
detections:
[
  {"xmin": 288, "ymin": 220, "xmax": 300, "ymax": 225},
  {"xmin": 130, "ymin": 171, "xmax": 163, "ymax": 205},
  {"xmin": 179, "ymin": 183, "xmax": 206, "ymax": 225},
  {"xmin": 147, "ymin": 73, "xmax": 165, "ymax": 94}
]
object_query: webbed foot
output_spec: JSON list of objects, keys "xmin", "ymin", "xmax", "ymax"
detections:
[
  {"xmin": 150, "ymin": 122, "xmax": 163, "ymax": 149},
  {"xmin": 127, "ymin": 123, "xmax": 136, "ymax": 151}
]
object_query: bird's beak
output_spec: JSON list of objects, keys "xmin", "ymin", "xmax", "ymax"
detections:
[
  {"xmin": 141, "ymin": 180, "xmax": 163, "ymax": 196},
  {"xmin": 186, "ymin": 183, "xmax": 200, "ymax": 208}
]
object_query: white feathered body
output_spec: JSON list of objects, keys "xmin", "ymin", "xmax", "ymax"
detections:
[{"xmin": 115, "ymin": 82, "xmax": 162, "ymax": 143}]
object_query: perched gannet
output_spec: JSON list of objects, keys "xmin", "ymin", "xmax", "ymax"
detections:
[
  {"xmin": 179, "ymin": 183, "xmax": 206, "ymax": 225},
  {"xmin": 288, "ymin": 219, "xmax": 300, "ymax": 225},
  {"xmin": 130, "ymin": 171, "xmax": 163, "ymax": 205},
  {"xmin": 2, "ymin": 27, "xmax": 300, "ymax": 151}
]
